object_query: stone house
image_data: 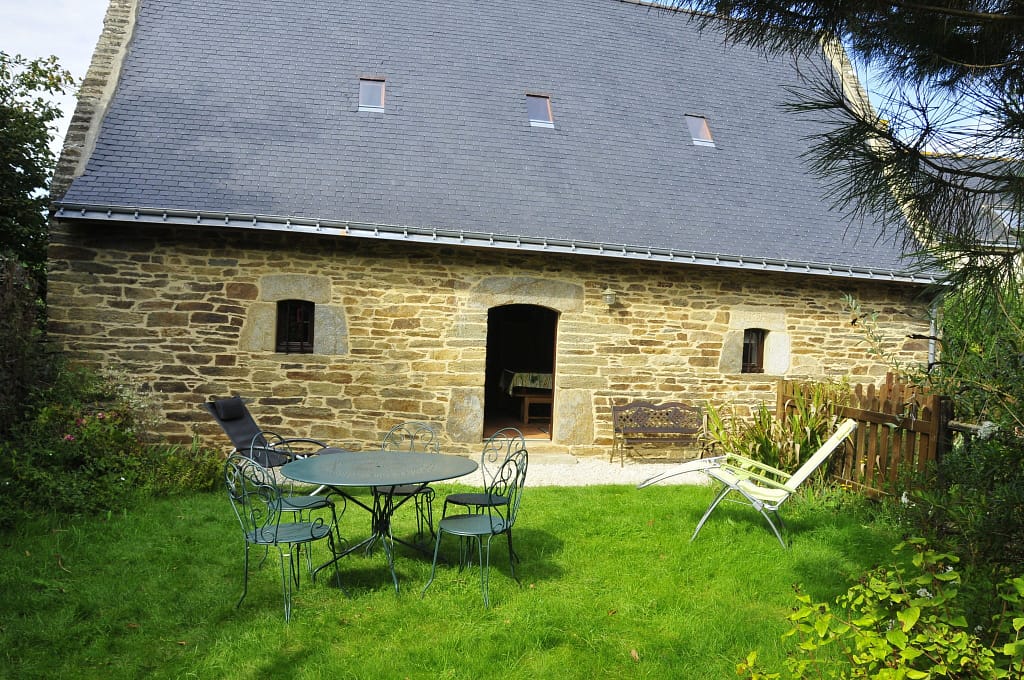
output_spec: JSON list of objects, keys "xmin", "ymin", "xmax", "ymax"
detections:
[{"xmin": 49, "ymin": 0, "xmax": 937, "ymax": 457}]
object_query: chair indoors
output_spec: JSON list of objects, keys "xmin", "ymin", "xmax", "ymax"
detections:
[
  {"xmin": 224, "ymin": 453, "xmax": 342, "ymax": 621},
  {"xmin": 203, "ymin": 396, "xmax": 343, "ymax": 541},
  {"xmin": 443, "ymin": 427, "xmax": 526, "ymax": 517},
  {"xmin": 422, "ymin": 447, "xmax": 528, "ymax": 607},
  {"xmin": 638, "ymin": 418, "xmax": 858, "ymax": 548},
  {"xmin": 379, "ymin": 421, "xmax": 442, "ymax": 539}
]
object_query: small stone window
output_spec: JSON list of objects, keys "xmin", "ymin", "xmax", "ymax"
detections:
[
  {"xmin": 742, "ymin": 328, "xmax": 766, "ymax": 373},
  {"xmin": 276, "ymin": 300, "xmax": 315, "ymax": 354}
]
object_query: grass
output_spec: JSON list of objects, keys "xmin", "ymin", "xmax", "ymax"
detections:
[{"xmin": 0, "ymin": 482, "xmax": 898, "ymax": 679}]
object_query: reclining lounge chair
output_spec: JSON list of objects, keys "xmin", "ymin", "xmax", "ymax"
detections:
[{"xmin": 639, "ymin": 419, "xmax": 858, "ymax": 548}]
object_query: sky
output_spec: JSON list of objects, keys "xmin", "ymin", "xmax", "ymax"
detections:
[{"xmin": 1, "ymin": 0, "xmax": 109, "ymax": 154}]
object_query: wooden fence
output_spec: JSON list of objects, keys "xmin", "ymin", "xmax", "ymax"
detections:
[{"xmin": 777, "ymin": 375, "xmax": 953, "ymax": 496}]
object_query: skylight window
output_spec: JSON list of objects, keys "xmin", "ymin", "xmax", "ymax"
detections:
[
  {"xmin": 359, "ymin": 78, "xmax": 386, "ymax": 111},
  {"xmin": 526, "ymin": 94, "xmax": 554, "ymax": 128},
  {"xmin": 685, "ymin": 115, "xmax": 715, "ymax": 147},
  {"xmin": 982, "ymin": 203, "xmax": 1020, "ymax": 248}
]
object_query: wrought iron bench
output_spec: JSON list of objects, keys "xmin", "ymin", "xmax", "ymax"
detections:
[{"xmin": 611, "ymin": 400, "xmax": 706, "ymax": 466}]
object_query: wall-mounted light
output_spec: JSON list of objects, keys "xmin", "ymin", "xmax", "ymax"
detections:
[{"xmin": 602, "ymin": 287, "xmax": 617, "ymax": 307}]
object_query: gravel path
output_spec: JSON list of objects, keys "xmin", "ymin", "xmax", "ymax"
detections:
[{"xmin": 521, "ymin": 455, "xmax": 708, "ymax": 487}]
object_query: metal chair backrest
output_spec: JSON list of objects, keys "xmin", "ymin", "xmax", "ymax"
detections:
[
  {"xmin": 480, "ymin": 427, "xmax": 526, "ymax": 489},
  {"xmin": 204, "ymin": 397, "xmax": 290, "ymax": 467},
  {"xmin": 381, "ymin": 421, "xmax": 441, "ymax": 453},
  {"xmin": 485, "ymin": 446, "xmax": 528, "ymax": 530},
  {"xmin": 224, "ymin": 453, "xmax": 284, "ymax": 543}
]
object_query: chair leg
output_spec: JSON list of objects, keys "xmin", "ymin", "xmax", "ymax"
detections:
[
  {"xmin": 758, "ymin": 507, "xmax": 788, "ymax": 549},
  {"xmin": 287, "ymin": 544, "xmax": 302, "ymax": 591},
  {"xmin": 326, "ymin": 532, "xmax": 347, "ymax": 596},
  {"xmin": 330, "ymin": 503, "xmax": 347, "ymax": 553},
  {"xmin": 480, "ymin": 535, "xmax": 491, "ymax": 608},
  {"xmin": 237, "ymin": 543, "xmax": 251, "ymax": 609},
  {"xmin": 505, "ymin": 530, "xmax": 520, "ymax": 579},
  {"xmin": 256, "ymin": 544, "xmax": 270, "ymax": 568},
  {"xmin": 421, "ymin": 529, "xmax": 445, "ymax": 598},
  {"xmin": 423, "ymin": 491, "xmax": 435, "ymax": 538},
  {"xmin": 278, "ymin": 546, "xmax": 294, "ymax": 622},
  {"xmin": 690, "ymin": 485, "xmax": 732, "ymax": 542}
]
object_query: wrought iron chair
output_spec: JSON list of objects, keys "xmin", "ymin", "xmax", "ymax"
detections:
[
  {"xmin": 203, "ymin": 396, "xmax": 343, "ymax": 542},
  {"xmin": 442, "ymin": 427, "xmax": 526, "ymax": 517},
  {"xmin": 380, "ymin": 421, "xmax": 441, "ymax": 538},
  {"xmin": 639, "ymin": 419, "xmax": 858, "ymax": 547},
  {"xmin": 224, "ymin": 453, "xmax": 342, "ymax": 621},
  {"xmin": 422, "ymin": 447, "xmax": 528, "ymax": 607}
]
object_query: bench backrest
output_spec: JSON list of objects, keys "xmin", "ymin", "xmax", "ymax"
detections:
[{"xmin": 612, "ymin": 401, "xmax": 703, "ymax": 439}]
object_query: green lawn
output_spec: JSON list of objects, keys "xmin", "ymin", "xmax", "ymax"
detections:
[{"xmin": 0, "ymin": 482, "xmax": 896, "ymax": 679}]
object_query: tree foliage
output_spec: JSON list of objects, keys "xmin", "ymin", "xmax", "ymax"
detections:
[
  {"xmin": 0, "ymin": 52, "xmax": 74, "ymax": 288},
  {"xmin": 672, "ymin": 0, "xmax": 1024, "ymax": 296}
]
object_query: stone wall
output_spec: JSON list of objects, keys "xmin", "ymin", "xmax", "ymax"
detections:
[{"xmin": 46, "ymin": 219, "xmax": 934, "ymax": 457}]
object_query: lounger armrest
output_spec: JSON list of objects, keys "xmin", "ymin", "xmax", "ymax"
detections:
[
  {"xmin": 719, "ymin": 464, "xmax": 797, "ymax": 492},
  {"xmin": 721, "ymin": 454, "xmax": 790, "ymax": 480}
]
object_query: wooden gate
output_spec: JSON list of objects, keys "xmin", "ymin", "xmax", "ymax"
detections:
[{"xmin": 778, "ymin": 375, "xmax": 952, "ymax": 495}]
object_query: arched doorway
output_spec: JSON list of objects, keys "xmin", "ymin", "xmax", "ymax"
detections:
[{"xmin": 484, "ymin": 304, "xmax": 558, "ymax": 439}]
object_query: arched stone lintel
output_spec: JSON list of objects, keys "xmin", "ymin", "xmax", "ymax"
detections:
[
  {"xmin": 469, "ymin": 276, "xmax": 584, "ymax": 313},
  {"xmin": 260, "ymin": 274, "xmax": 332, "ymax": 304}
]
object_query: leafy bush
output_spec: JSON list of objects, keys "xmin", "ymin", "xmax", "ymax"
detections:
[
  {"xmin": 898, "ymin": 432, "xmax": 1024, "ymax": 574},
  {"xmin": 738, "ymin": 539, "xmax": 1024, "ymax": 679},
  {"xmin": 845, "ymin": 291, "xmax": 1024, "ymax": 576},
  {"xmin": 137, "ymin": 438, "xmax": 223, "ymax": 497},
  {"xmin": 0, "ymin": 362, "xmax": 222, "ymax": 529},
  {"xmin": 705, "ymin": 379, "xmax": 849, "ymax": 473},
  {"xmin": 0, "ymin": 257, "xmax": 52, "ymax": 437}
]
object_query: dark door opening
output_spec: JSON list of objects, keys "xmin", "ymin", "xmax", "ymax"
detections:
[{"xmin": 484, "ymin": 304, "xmax": 558, "ymax": 439}]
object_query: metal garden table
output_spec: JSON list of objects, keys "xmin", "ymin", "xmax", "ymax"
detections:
[{"xmin": 280, "ymin": 450, "xmax": 477, "ymax": 592}]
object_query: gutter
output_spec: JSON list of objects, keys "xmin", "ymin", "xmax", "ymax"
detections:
[{"xmin": 53, "ymin": 202, "xmax": 940, "ymax": 285}]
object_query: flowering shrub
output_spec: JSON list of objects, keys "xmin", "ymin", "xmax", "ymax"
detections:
[{"xmin": 0, "ymin": 363, "xmax": 221, "ymax": 528}]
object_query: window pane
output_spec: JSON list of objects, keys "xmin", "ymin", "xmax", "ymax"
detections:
[
  {"xmin": 686, "ymin": 115, "xmax": 714, "ymax": 146},
  {"xmin": 526, "ymin": 95, "xmax": 553, "ymax": 126},
  {"xmin": 276, "ymin": 300, "xmax": 315, "ymax": 354},
  {"xmin": 359, "ymin": 79, "xmax": 385, "ymax": 109},
  {"xmin": 742, "ymin": 328, "xmax": 765, "ymax": 373}
]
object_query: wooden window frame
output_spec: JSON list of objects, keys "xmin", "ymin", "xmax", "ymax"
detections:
[
  {"xmin": 741, "ymin": 328, "xmax": 766, "ymax": 374},
  {"xmin": 276, "ymin": 300, "xmax": 315, "ymax": 354}
]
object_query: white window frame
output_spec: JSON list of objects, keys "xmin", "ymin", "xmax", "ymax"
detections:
[
  {"xmin": 526, "ymin": 94, "xmax": 554, "ymax": 128},
  {"xmin": 358, "ymin": 78, "xmax": 386, "ymax": 112},
  {"xmin": 685, "ymin": 114, "xmax": 715, "ymax": 147}
]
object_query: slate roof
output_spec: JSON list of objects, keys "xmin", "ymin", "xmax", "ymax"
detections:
[{"xmin": 56, "ymin": 0, "xmax": 934, "ymax": 282}]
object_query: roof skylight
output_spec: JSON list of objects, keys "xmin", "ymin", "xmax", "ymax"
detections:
[
  {"xmin": 685, "ymin": 115, "xmax": 714, "ymax": 147},
  {"xmin": 359, "ymin": 78, "xmax": 386, "ymax": 112},
  {"xmin": 526, "ymin": 94, "xmax": 554, "ymax": 128}
]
